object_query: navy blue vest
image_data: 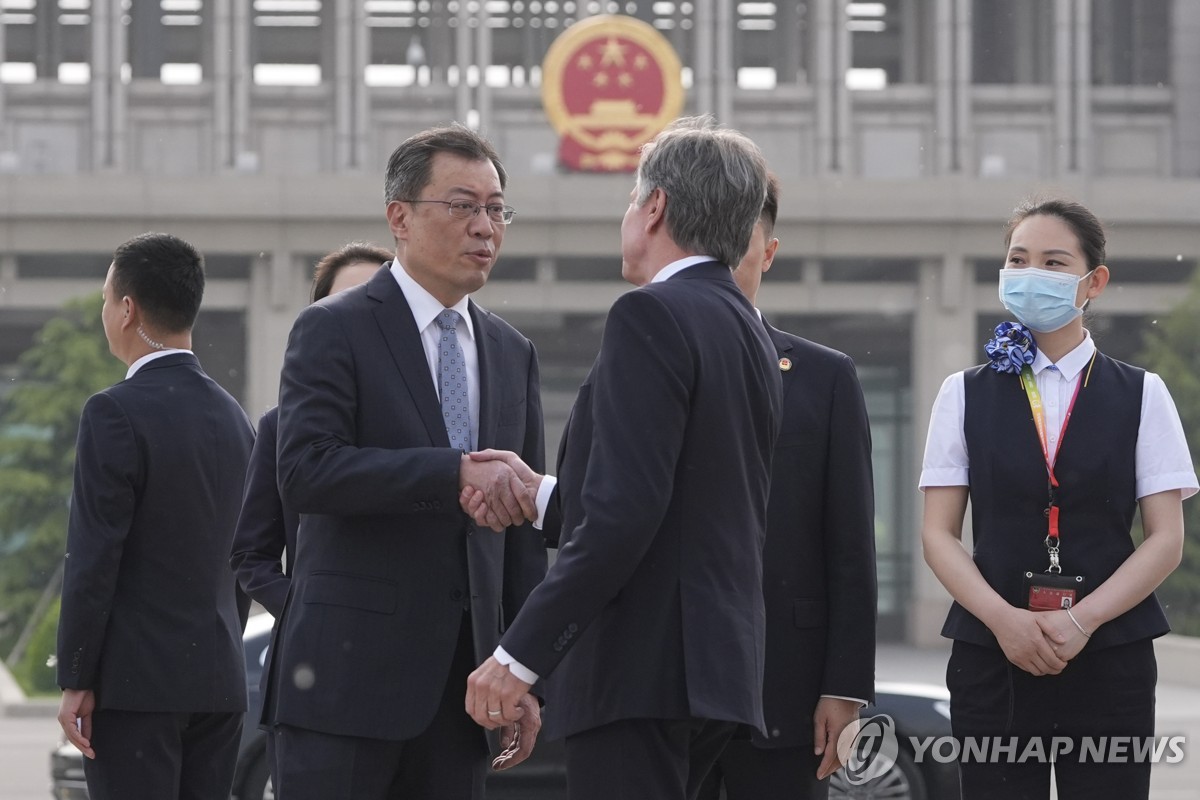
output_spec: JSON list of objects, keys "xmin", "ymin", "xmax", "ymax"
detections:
[{"xmin": 943, "ymin": 352, "xmax": 1170, "ymax": 651}]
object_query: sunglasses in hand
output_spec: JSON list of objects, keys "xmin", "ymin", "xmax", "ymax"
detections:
[{"xmin": 491, "ymin": 721, "xmax": 521, "ymax": 770}]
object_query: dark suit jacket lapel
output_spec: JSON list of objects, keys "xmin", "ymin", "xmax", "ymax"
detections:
[
  {"xmin": 762, "ymin": 317, "xmax": 798, "ymax": 406},
  {"xmin": 367, "ymin": 269, "xmax": 449, "ymax": 447},
  {"xmin": 471, "ymin": 301, "xmax": 503, "ymax": 450}
]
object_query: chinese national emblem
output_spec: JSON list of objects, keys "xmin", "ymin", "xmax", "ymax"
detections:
[{"xmin": 541, "ymin": 15, "xmax": 685, "ymax": 172}]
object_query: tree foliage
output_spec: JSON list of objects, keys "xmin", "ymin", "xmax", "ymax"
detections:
[
  {"xmin": 0, "ymin": 293, "xmax": 123, "ymax": 660},
  {"xmin": 1139, "ymin": 268, "xmax": 1200, "ymax": 635},
  {"xmin": 11, "ymin": 598, "xmax": 62, "ymax": 696}
]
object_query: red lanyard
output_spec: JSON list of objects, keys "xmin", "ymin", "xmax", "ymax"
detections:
[{"xmin": 1019, "ymin": 365, "xmax": 1083, "ymax": 544}]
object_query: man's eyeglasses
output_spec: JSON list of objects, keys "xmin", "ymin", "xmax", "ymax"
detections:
[{"xmin": 402, "ymin": 198, "xmax": 516, "ymax": 225}]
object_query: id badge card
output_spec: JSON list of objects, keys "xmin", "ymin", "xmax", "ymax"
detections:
[{"xmin": 1023, "ymin": 571, "xmax": 1085, "ymax": 611}]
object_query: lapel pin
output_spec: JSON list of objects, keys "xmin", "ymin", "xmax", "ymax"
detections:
[{"xmin": 779, "ymin": 357, "xmax": 792, "ymax": 372}]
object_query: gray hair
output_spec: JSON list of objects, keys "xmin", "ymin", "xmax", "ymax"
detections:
[
  {"xmin": 383, "ymin": 123, "xmax": 507, "ymax": 203},
  {"xmin": 634, "ymin": 116, "xmax": 768, "ymax": 268}
]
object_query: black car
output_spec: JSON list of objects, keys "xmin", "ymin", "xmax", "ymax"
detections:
[
  {"xmin": 828, "ymin": 681, "xmax": 960, "ymax": 800},
  {"xmin": 53, "ymin": 615, "xmax": 959, "ymax": 800}
]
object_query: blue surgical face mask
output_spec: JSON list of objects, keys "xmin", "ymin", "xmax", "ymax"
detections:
[{"xmin": 998, "ymin": 267, "xmax": 1094, "ymax": 333}]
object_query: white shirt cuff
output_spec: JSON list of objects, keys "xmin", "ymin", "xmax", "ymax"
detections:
[
  {"xmin": 821, "ymin": 693, "xmax": 869, "ymax": 708},
  {"xmin": 493, "ymin": 645, "xmax": 539, "ymax": 684},
  {"xmin": 533, "ymin": 475, "xmax": 557, "ymax": 531}
]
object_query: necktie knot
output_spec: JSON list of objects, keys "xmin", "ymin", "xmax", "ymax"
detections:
[{"xmin": 436, "ymin": 309, "xmax": 461, "ymax": 333}]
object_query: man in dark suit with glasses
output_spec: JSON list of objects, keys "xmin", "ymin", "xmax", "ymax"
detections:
[{"xmin": 268, "ymin": 124, "xmax": 548, "ymax": 800}]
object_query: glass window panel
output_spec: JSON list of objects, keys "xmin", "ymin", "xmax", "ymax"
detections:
[
  {"xmin": 1091, "ymin": 0, "xmax": 1170, "ymax": 86},
  {"xmin": 972, "ymin": 0, "xmax": 1052, "ymax": 85}
]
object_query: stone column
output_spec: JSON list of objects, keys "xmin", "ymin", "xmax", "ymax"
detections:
[
  {"xmin": 1052, "ymin": 0, "xmax": 1075, "ymax": 175},
  {"xmin": 714, "ymin": 0, "xmax": 734, "ymax": 125},
  {"xmin": 455, "ymin": 1, "xmax": 472, "ymax": 124},
  {"xmin": 232, "ymin": 0, "xmax": 253, "ymax": 163},
  {"xmin": 89, "ymin": 0, "xmax": 113, "ymax": 170},
  {"xmin": 211, "ymin": 0, "xmax": 233, "ymax": 169},
  {"xmin": 1173, "ymin": 0, "xmax": 1200, "ymax": 176},
  {"xmin": 475, "ymin": 2, "xmax": 493, "ymax": 133},
  {"xmin": 1073, "ymin": 0, "xmax": 1092, "ymax": 175},
  {"xmin": 909, "ymin": 254, "xmax": 976, "ymax": 646},
  {"xmin": 333, "ymin": 0, "xmax": 355, "ymax": 169},
  {"xmin": 693, "ymin": 0, "xmax": 716, "ymax": 116},
  {"xmin": 244, "ymin": 251, "xmax": 309, "ymax": 419}
]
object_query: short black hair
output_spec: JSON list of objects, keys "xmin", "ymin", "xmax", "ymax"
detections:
[
  {"xmin": 111, "ymin": 232, "xmax": 205, "ymax": 333},
  {"xmin": 311, "ymin": 242, "xmax": 393, "ymax": 302},
  {"xmin": 383, "ymin": 123, "xmax": 507, "ymax": 204}
]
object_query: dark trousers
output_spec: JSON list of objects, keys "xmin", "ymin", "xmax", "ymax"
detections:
[
  {"xmin": 83, "ymin": 709, "xmax": 242, "ymax": 800},
  {"xmin": 948, "ymin": 638, "xmax": 1156, "ymax": 800},
  {"xmin": 697, "ymin": 726, "xmax": 828, "ymax": 800},
  {"xmin": 564, "ymin": 717, "xmax": 737, "ymax": 800},
  {"xmin": 274, "ymin": 614, "xmax": 487, "ymax": 800}
]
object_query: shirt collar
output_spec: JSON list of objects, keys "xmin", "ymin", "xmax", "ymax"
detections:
[
  {"xmin": 389, "ymin": 260, "xmax": 474, "ymax": 341},
  {"xmin": 650, "ymin": 255, "xmax": 718, "ymax": 284},
  {"xmin": 1030, "ymin": 329, "xmax": 1095, "ymax": 381},
  {"xmin": 126, "ymin": 348, "xmax": 191, "ymax": 379}
]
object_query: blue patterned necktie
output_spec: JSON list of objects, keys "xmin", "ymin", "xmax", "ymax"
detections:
[{"xmin": 435, "ymin": 309, "xmax": 471, "ymax": 451}]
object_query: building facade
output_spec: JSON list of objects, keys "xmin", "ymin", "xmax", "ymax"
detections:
[{"xmin": 1, "ymin": 0, "xmax": 1198, "ymax": 642}]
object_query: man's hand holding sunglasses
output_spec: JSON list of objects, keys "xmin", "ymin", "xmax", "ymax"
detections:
[
  {"xmin": 467, "ymin": 657, "xmax": 541, "ymax": 768},
  {"xmin": 490, "ymin": 696, "xmax": 541, "ymax": 771}
]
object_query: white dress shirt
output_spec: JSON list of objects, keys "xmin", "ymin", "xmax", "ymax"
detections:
[
  {"xmin": 920, "ymin": 330, "xmax": 1198, "ymax": 500},
  {"xmin": 390, "ymin": 261, "xmax": 480, "ymax": 450},
  {"xmin": 126, "ymin": 348, "xmax": 192, "ymax": 379},
  {"xmin": 650, "ymin": 253, "xmax": 718, "ymax": 283}
]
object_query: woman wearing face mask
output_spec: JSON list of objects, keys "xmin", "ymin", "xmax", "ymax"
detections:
[{"xmin": 919, "ymin": 198, "xmax": 1197, "ymax": 800}]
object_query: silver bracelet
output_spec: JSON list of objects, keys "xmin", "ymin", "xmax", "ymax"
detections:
[{"xmin": 1066, "ymin": 607, "xmax": 1092, "ymax": 639}]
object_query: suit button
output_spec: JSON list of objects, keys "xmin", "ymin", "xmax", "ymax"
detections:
[
  {"xmin": 451, "ymin": 589, "xmax": 465, "ymax": 601},
  {"xmin": 553, "ymin": 643, "xmax": 563, "ymax": 652},
  {"xmin": 567, "ymin": 623, "xmax": 578, "ymax": 633}
]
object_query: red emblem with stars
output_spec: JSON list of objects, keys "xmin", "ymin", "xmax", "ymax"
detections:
[{"xmin": 541, "ymin": 15, "xmax": 685, "ymax": 172}]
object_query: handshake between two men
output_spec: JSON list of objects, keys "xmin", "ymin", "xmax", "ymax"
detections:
[
  {"xmin": 457, "ymin": 448, "xmax": 543, "ymax": 533},
  {"xmin": 458, "ymin": 448, "xmax": 550, "ymax": 770}
]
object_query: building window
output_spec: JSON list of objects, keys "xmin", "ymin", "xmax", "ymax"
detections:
[
  {"xmin": 193, "ymin": 310, "xmax": 247, "ymax": 403},
  {"xmin": 252, "ymin": 0, "xmax": 329, "ymax": 86},
  {"xmin": 848, "ymin": 0, "xmax": 931, "ymax": 87},
  {"xmin": 734, "ymin": 1, "xmax": 810, "ymax": 88},
  {"xmin": 972, "ymin": 0, "xmax": 1052, "ymax": 85},
  {"xmin": 16, "ymin": 253, "xmax": 111, "ymax": 279},
  {"xmin": 1092, "ymin": 0, "xmax": 1170, "ymax": 86},
  {"xmin": 204, "ymin": 254, "xmax": 253, "ymax": 280},
  {"xmin": 822, "ymin": 258, "xmax": 918, "ymax": 283},
  {"xmin": 0, "ymin": 0, "xmax": 92, "ymax": 82},
  {"xmin": 129, "ymin": 1, "xmax": 208, "ymax": 82}
]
